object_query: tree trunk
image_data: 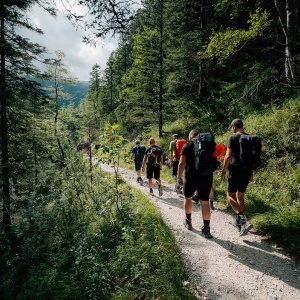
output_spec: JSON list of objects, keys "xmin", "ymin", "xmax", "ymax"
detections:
[
  {"xmin": 0, "ymin": 4, "xmax": 11, "ymax": 232},
  {"xmin": 158, "ymin": 0, "xmax": 163, "ymax": 138},
  {"xmin": 275, "ymin": 0, "xmax": 298, "ymax": 83}
]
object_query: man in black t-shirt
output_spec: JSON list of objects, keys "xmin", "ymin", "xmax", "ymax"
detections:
[
  {"xmin": 177, "ymin": 129, "xmax": 213, "ymax": 239},
  {"xmin": 221, "ymin": 119, "xmax": 253, "ymax": 236},
  {"xmin": 142, "ymin": 137, "xmax": 163, "ymax": 196}
]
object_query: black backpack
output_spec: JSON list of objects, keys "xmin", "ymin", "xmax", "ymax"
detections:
[
  {"xmin": 238, "ymin": 134, "xmax": 262, "ymax": 170},
  {"xmin": 147, "ymin": 146, "xmax": 161, "ymax": 167},
  {"xmin": 193, "ymin": 133, "xmax": 218, "ymax": 175}
]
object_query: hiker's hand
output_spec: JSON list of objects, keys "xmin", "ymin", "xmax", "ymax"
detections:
[{"xmin": 177, "ymin": 177, "xmax": 183, "ymax": 186}]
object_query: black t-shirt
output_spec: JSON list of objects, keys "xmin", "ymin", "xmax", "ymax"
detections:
[
  {"xmin": 181, "ymin": 141, "xmax": 196, "ymax": 179},
  {"xmin": 227, "ymin": 132, "xmax": 249, "ymax": 168}
]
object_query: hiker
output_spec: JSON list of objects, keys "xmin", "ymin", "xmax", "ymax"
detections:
[
  {"xmin": 142, "ymin": 137, "xmax": 163, "ymax": 196},
  {"xmin": 169, "ymin": 133, "xmax": 186, "ymax": 193},
  {"xmin": 177, "ymin": 129, "xmax": 217, "ymax": 239},
  {"xmin": 192, "ymin": 142, "xmax": 226, "ymax": 208},
  {"xmin": 221, "ymin": 118, "xmax": 255, "ymax": 236},
  {"xmin": 130, "ymin": 139, "xmax": 146, "ymax": 184}
]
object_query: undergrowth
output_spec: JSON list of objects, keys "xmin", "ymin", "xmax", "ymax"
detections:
[{"xmin": 0, "ymin": 152, "xmax": 196, "ymax": 300}]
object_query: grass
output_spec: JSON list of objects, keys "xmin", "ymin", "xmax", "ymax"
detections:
[
  {"xmin": 110, "ymin": 186, "xmax": 197, "ymax": 299},
  {"xmin": 0, "ymin": 160, "xmax": 197, "ymax": 300}
]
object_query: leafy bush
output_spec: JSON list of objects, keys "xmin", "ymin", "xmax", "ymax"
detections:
[{"xmin": 1, "ymin": 129, "xmax": 196, "ymax": 300}]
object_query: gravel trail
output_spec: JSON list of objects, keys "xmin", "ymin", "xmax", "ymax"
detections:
[{"xmin": 98, "ymin": 161, "xmax": 300, "ymax": 300}]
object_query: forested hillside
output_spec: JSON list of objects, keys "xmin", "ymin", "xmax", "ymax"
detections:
[
  {"xmin": 35, "ymin": 79, "xmax": 89, "ymax": 107},
  {"xmin": 79, "ymin": 0, "xmax": 300, "ymax": 139},
  {"xmin": 1, "ymin": 1, "xmax": 299, "ymax": 299}
]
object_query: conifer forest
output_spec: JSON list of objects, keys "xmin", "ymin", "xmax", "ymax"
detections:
[{"xmin": 1, "ymin": 1, "xmax": 300, "ymax": 299}]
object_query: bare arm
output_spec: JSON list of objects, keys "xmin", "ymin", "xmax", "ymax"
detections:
[
  {"xmin": 130, "ymin": 153, "xmax": 135, "ymax": 161},
  {"xmin": 221, "ymin": 148, "xmax": 233, "ymax": 181},
  {"xmin": 169, "ymin": 142, "xmax": 174, "ymax": 167},
  {"xmin": 169, "ymin": 150, "xmax": 173, "ymax": 167},
  {"xmin": 141, "ymin": 154, "xmax": 147, "ymax": 171},
  {"xmin": 177, "ymin": 155, "xmax": 186, "ymax": 186}
]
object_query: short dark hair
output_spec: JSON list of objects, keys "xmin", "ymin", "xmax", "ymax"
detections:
[
  {"xmin": 229, "ymin": 119, "xmax": 243, "ymax": 129},
  {"xmin": 190, "ymin": 129, "xmax": 199, "ymax": 138}
]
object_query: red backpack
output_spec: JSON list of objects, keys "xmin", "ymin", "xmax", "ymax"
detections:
[{"xmin": 175, "ymin": 139, "xmax": 187, "ymax": 159}]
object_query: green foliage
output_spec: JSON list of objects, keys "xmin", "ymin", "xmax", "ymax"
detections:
[
  {"xmin": 95, "ymin": 123, "xmax": 129, "ymax": 166},
  {"xmin": 110, "ymin": 193, "xmax": 195, "ymax": 299},
  {"xmin": 2, "ymin": 0, "xmax": 300, "ymax": 298},
  {"xmin": 200, "ymin": 7, "xmax": 271, "ymax": 62},
  {"xmin": 1, "ymin": 148, "xmax": 195, "ymax": 299}
]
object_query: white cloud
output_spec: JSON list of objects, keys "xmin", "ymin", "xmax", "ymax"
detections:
[{"xmin": 22, "ymin": 3, "xmax": 118, "ymax": 81}]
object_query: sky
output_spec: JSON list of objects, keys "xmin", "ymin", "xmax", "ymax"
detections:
[{"xmin": 22, "ymin": 3, "xmax": 118, "ymax": 82}]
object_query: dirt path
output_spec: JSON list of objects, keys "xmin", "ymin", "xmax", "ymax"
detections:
[{"xmin": 98, "ymin": 161, "xmax": 299, "ymax": 300}]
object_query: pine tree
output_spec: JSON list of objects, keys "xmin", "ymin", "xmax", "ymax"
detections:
[{"xmin": 0, "ymin": 1, "xmax": 56, "ymax": 232}]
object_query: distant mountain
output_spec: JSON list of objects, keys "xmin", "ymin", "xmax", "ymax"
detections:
[
  {"xmin": 32, "ymin": 78, "xmax": 89, "ymax": 107},
  {"xmin": 61, "ymin": 81, "xmax": 89, "ymax": 107}
]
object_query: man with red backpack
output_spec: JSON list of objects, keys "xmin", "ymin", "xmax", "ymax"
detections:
[{"xmin": 169, "ymin": 133, "xmax": 186, "ymax": 194}]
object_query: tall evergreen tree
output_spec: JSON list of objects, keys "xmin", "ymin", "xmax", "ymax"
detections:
[{"xmin": 0, "ymin": 1, "xmax": 56, "ymax": 232}]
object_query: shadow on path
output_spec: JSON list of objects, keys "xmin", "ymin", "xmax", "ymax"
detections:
[{"xmin": 209, "ymin": 235, "xmax": 300, "ymax": 291}]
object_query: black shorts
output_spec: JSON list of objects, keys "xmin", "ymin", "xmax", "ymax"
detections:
[
  {"xmin": 172, "ymin": 161, "xmax": 179, "ymax": 177},
  {"xmin": 134, "ymin": 160, "xmax": 142, "ymax": 171},
  {"xmin": 183, "ymin": 174, "xmax": 213, "ymax": 201},
  {"xmin": 227, "ymin": 169, "xmax": 252, "ymax": 193},
  {"xmin": 146, "ymin": 164, "xmax": 160, "ymax": 180}
]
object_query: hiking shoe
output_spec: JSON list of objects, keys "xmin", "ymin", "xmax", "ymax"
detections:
[
  {"xmin": 240, "ymin": 221, "xmax": 253, "ymax": 236},
  {"xmin": 139, "ymin": 177, "xmax": 143, "ymax": 186},
  {"xmin": 233, "ymin": 219, "xmax": 241, "ymax": 232},
  {"xmin": 201, "ymin": 227, "xmax": 213, "ymax": 239},
  {"xmin": 176, "ymin": 186, "xmax": 183, "ymax": 194},
  {"xmin": 149, "ymin": 188, "xmax": 153, "ymax": 195},
  {"xmin": 183, "ymin": 219, "xmax": 193, "ymax": 230},
  {"xmin": 158, "ymin": 185, "xmax": 163, "ymax": 196}
]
